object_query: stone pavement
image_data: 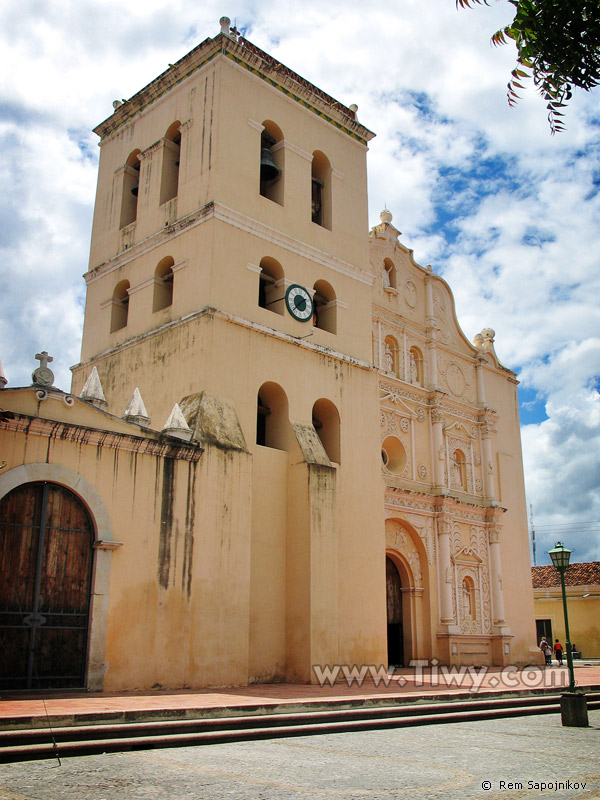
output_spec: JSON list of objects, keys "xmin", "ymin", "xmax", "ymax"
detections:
[
  {"xmin": 0, "ymin": 710, "xmax": 597, "ymax": 799},
  {"xmin": 2, "ymin": 663, "xmax": 600, "ymax": 727}
]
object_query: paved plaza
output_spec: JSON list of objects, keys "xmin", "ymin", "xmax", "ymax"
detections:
[{"xmin": 0, "ymin": 710, "xmax": 598, "ymax": 799}]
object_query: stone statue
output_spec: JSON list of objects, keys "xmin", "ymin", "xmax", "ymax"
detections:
[
  {"xmin": 409, "ymin": 352, "xmax": 418, "ymax": 385},
  {"xmin": 384, "ymin": 342, "xmax": 394, "ymax": 373},
  {"xmin": 382, "ymin": 264, "xmax": 391, "ymax": 288}
]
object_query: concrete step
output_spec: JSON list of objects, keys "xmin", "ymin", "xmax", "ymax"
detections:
[{"xmin": 1, "ymin": 692, "xmax": 598, "ymax": 763}]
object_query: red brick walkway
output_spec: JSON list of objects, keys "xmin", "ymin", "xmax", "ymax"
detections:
[{"xmin": 2, "ymin": 663, "xmax": 599, "ymax": 723}]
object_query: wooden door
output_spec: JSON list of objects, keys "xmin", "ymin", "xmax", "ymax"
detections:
[{"xmin": 0, "ymin": 482, "xmax": 94, "ymax": 690}]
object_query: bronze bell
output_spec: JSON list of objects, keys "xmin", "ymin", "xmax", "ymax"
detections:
[
  {"xmin": 131, "ymin": 185, "xmax": 139, "ymax": 197},
  {"xmin": 260, "ymin": 147, "xmax": 281, "ymax": 183}
]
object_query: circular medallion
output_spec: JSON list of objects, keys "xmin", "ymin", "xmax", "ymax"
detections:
[
  {"xmin": 285, "ymin": 284, "xmax": 313, "ymax": 322},
  {"xmin": 32, "ymin": 367, "xmax": 55, "ymax": 387},
  {"xmin": 446, "ymin": 363, "xmax": 465, "ymax": 397},
  {"xmin": 404, "ymin": 280, "xmax": 417, "ymax": 309}
]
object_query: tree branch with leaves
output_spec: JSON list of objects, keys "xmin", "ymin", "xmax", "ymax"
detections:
[{"xmin": 457, "ymin": 0, "xmax": 600, "ymax": 132}]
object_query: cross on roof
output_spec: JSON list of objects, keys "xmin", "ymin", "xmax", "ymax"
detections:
[{"xmin": 35, "ymin": 351, "xmax": 53, "ymax": 369}]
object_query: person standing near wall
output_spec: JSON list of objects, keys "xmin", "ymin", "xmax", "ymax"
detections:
[{"xmin": 554, "ymin": 639, "xmax": 564, "ymax": 665}]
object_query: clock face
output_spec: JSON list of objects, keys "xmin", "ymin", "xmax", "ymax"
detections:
[{"xmin": 285, "ymin": 284, "xmax": 313, "ymax": 322}]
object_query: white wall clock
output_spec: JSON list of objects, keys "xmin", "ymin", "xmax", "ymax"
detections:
[{"xmin": 285, "ymin": 284, "xmax": 313, "ymax": 322}]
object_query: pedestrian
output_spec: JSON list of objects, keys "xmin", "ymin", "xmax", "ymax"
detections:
[
  {"xmin": 554, "ymin": 639, "xmax": 563, "ymax": 665},
  {"xmin": 540, "ymin": 637, "xmax": 552, "ymax": 666}
]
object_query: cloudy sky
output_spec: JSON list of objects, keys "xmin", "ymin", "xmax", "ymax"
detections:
[{"xmin": 1, "ymin": 0, "xmax": 599, "ymax": 563}]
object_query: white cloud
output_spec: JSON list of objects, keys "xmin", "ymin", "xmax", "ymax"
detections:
[{"xmin": 0, "ymin": 0, "xmax": 599, "ymax": 562}]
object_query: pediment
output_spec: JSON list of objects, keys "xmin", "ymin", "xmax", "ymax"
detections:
[{"xmin": 453, "ymin": 547, "xmax": 483, "ymax": 565}]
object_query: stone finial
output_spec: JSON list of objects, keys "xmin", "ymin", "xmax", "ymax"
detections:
[
  {"xmin": 162, "ymin": 403, "xmax": 193, "ymax": 441},
  {"xmin": 475, "ymin": 328, "xmax": 498, "ymax": 356},
  {"xmin": 220, "ymin": 16, "xmax": 231, "ymax": 35},
  {"xmin": 380, "ymin": 208, "xmax": 393, "ymax": 225},
  {"xmin": 32, "ymin": 351, "xmax": 55, "ymax": 388},
  {"xmin": 0, "ymin": 359, "xmax": 7, "ymax": 389},
  {"xmin": 123, "ymin": 388, "xmax": 150, "ymax": 427},
  {"xmin": 80, "ymin": 366, "xmax": 107, "ymax": 409}
]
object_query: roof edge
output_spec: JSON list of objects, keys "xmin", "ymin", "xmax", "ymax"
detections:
[{"xmin": 94, "ymin": 32, "xmax": 375, "ymax": 145}]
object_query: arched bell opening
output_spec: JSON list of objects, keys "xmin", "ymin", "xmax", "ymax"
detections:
[
  {"xmin": 256, "ymin": 382, "xmax": 290, "ymax": 450},
  {"xmin": 258, "ymin": 256, "xmax": 284, "ymax": 315},
  {"xmin": 312, "ymin": 398, "xmax": 340, "ymax": 464},
  {"xmin": 153, "ymin": 256, "xmax": 174, "ymax": 312},
  {"xmin": 312, "ymin": 279, "xmax": 336, "ymax": 333},
  {"xmin": 120, "ymin": 149, "xmax": 141, "ymax": 228},
  {"xmin": 311, "ymin": 150, "xmax": 332, "ymax": 229},
  {"xmin": 110, "ymin": 280, "xmax": 130, "ymax": 332},
  {"xmin": 160, "ymin": 121, "xmax": 181, "ymax": 205},
  {"xmin": 259, "ymin": 121, "xmax": 284, "ymax": 205}
]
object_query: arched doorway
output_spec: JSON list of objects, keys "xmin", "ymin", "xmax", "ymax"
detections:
[
  {"xmin": 386, "ymin": 556, "xmax": 404, "ymax": 667},
  {"xmin": 0, "ymin": 482, "xmax": 94, "ymax": 690}
]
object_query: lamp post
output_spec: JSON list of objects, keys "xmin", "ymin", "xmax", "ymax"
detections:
[{"xmin": 548, "ymin": 541, "xmax": 588, "ymax": 727}]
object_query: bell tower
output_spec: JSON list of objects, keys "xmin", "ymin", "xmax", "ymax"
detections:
[{"xmin": 71, "ymin": 18, "xmax": 387, "ymax": 684}]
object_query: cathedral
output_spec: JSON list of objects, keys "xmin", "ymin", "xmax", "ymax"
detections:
[{"xmin": 0, "ymin": 18, "xmax": 538, "ymax": 691}]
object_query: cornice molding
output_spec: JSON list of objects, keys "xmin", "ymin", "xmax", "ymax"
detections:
[
  {"xmin": 1, "ymin": 414, "xmax": 203, "ymax": 462},
  {"xmin": 86, "ymin": 202, "xmax": 374, "ymax": 287},
  {"xmin": 72, "ymin": 306, "xmax": 374, "ymax": 376}
]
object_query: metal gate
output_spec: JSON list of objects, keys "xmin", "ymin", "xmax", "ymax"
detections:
[{"xmin": 0, "ymin": 482, "xmax": 94, "ymax": 690}]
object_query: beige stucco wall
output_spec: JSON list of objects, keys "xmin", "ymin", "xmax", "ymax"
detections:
[{"xmin": 534, "ymin": 590, "xmax": 600, "ymax": 659}]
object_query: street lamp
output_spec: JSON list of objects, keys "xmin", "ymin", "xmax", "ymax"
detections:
[{"xmin": 548, "ymin": 541, "xmax": 588, "ymax": 727}]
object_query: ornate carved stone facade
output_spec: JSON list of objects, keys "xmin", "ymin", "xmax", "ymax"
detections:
[{"xmin": 373, "ymin": 209, "xmax": 529, "ymax": 667}]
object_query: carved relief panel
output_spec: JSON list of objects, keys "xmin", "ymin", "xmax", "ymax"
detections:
[
  {"xmin": 450, "ymin": 522, "xmax": 492, "ymax": 635},
  {"xmin": 385, "ymin": 520, "xmax": 423, "ymax": 587},
  {"xmin": 443, "ymin": 421, "xmax": 483, "ymax": 496},
  {"xmin": 438, "ymin": 356, "xmax": 476, "ymax": 404},
  {"xmin": 381, "ymin": 410, "xmax": 411, "ymax": 479}
]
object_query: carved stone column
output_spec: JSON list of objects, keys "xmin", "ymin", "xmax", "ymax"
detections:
[
  {"xmin": 488, "ymin": 521, "xmax": 508, "ymax": 629},
  {"xmin": 436, "ymin": 515, "xmax": 454, "ymax": 624},
  {"xmin": 475, "ymin": 357, "xmax": 487, "ymax": 408},
  {"xmin": 481, "ymin": 423, "xmax": 496, "ymax": 500},
  {"xmin": 425, "ymin": 275, "xmax": 438, "ymax": 388},
  {"xmin": 431, "ymin": 406, "xmax": 445, "ymax": 489}
]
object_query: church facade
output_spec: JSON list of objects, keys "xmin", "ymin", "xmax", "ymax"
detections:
[{"xmin": 0, "ymin": 19, "xmax": 537, "ymax": 692}]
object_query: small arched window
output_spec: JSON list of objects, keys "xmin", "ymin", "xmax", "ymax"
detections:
[
  {"xmin": 312, "ymin": 398, "xmax": 340, "ymax": 463},
  {"xmin": 257, "ymin": 382, "xmax": 290, "ymax": 450},
  {"xmin": 153, "ymin": 256, "xmax": 174, "ymax": 312},
  {"xmin": 383, "ymin": 336, "xmax": 400, "ymax": 377},
  {"xmin": 258, "ymin": 257, "xmax": 284, "ymax": 315},
  {"xmin": 260, "ymin": 121, "xmax": 283, "ymax": 205},
  {"xmin": 408, "ymin": 346, "xmax": 424, "ymax": 386},
  {"xmin": 312, "ymin": 279, "xmax": 336, "ymax": 333},
  {"xmin": 453, "ymin": 449, "xmax": 468, "ymax": 492},
  {"xmin": 311, "ymin": 150, "xmax": 332, "ymax": 229},
  {"xmin": 120, "ymin": 150, "xmax": 141, "ymax": 229},
  {"xmin": 110, "ymin": 280, "xmax": 130, "ymax": 332},
  {"xmin": 160, "ymin": 121, "xmax": 181, "ymax": 205},
  {"xmin": 383, "ymin": 258, "xmax": 397, "ymax": 290}
]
